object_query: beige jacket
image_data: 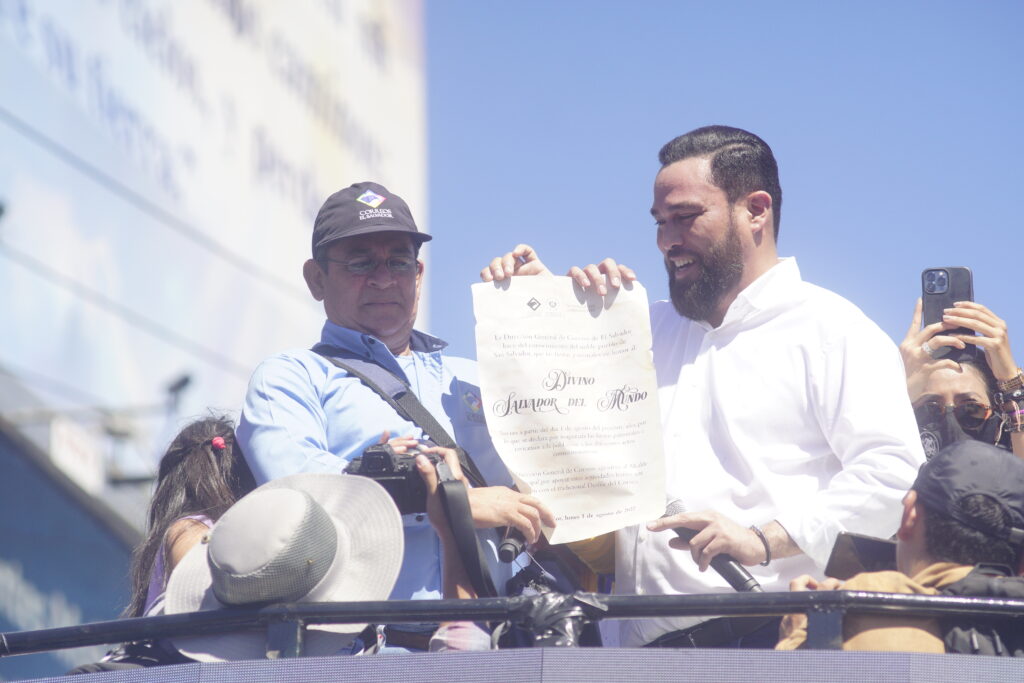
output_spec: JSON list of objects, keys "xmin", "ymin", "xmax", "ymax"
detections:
[{"xmin": 776, "ymin": 563, "xmax": 974, "ymax": 652}]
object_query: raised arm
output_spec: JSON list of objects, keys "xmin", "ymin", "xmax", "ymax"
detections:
[{"xmin": 942, "ymin": 301, "xmax": 1024, "ymax": 458}]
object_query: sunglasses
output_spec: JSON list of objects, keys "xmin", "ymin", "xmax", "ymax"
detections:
[
  {"xmin": 321, "ymin": 255, "xmax": 418, "ymax": 275},
  {"xmin": 913, "ymin": 399, "xmax": 993, "ymax": 432}
]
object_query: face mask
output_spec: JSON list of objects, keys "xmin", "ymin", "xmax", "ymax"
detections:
[{"xmin": 917, "ymin": 410, "xmax": 971, "ymax": 460}]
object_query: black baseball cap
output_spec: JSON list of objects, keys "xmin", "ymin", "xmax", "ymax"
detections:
[
  {"xmin": 311, "ymin": 182, "xmax": 432, "ymax": 258},
  {"xmin": 913, "ymin": 440, "xmax": 1024, "ymax": 546}
]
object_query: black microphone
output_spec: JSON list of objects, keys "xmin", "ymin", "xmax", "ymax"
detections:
[
  {"xmin": 498, "ymin": 526, "xmax": 526, "ymax": 563},
  {"xmin": 662, "ymin": 500, "xmax": 763, "ymax": 593}
]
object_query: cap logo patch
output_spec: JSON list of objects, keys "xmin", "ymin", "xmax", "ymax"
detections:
[{"xmin": 356, "ymin": 190, "xmax": 386, "ymax": 208}]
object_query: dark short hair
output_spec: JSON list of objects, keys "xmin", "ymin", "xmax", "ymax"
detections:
[
  {"xmin": 658, "ymin": 125, "xmax": 782, "ymax": 240},
  {"xmin": 958, "ymin": 351, "xmax": 998, "ymax": 403},
  {"xmin": 922, "ymin": 496, "xmax": 1020, "ymax": 569}
]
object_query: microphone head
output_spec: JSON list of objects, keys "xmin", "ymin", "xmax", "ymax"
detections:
[{"xmin": 664, "ymin": 498, "xmax": 687, "ymax": 518}]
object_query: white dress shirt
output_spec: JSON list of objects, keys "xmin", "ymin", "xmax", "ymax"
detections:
[{"xmin": 615, "ymin": 258, "xmax": 925, "ymax": 647}]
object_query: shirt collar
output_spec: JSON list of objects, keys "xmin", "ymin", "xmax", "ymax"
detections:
[
  {"xmin": 717, "ymin": 257, "xmax": 802, "ymax": 328},
  {"xmin": 910, "ymin": 562, "xmax": 975, "ymax": 589},
  {"xmin": 319, "ymin": 320, "xmax": 447, "ymax": 359}
]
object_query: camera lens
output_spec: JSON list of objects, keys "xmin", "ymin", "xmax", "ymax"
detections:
[{"xmin": 923, "ymin": 270, "xmax": 948, "ymax": 294}]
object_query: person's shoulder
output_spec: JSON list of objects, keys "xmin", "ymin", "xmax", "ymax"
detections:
[
  {"xmin": 166, "ymin": 516, "xmax": 212, "ymax": 536},
  {"xmin": 791, "ymin": 280, "xmax": 893, "ymax": 345},
  {"xmin": 842, "ymin": 569, "xmax": 920, "ymax": 593},
  {"xmin": 253, "ymin": 348, "xmax": 325, "ymax": 371},
  {"xmin": 165, "ymin": 517, "xmax": 212, "ymax": 552},
  {"xmin": 246, "ymin": 348, "xmax": 334, "ymax": 388},
  {"xmin": 796, "ymin": 280, "xmax": 871, "ymax": 319},
  {"xmin": 439, "ymin": 353, "xmax": 480, "ymax": 382},
  {"xmin": 650, "ymin": 299, "xmax": 675, "ymax": 319},
  {"xmin": 649, "ymin": 299, "xmax": 692, "ymax": 332}
]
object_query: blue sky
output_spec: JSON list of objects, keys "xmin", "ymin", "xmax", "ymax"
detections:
[{"xmin": 425, "ymin": 1, "xmax": 1023, "ymax": 365}]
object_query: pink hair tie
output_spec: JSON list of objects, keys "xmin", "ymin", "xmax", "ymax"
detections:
[{"xmin": 211, "ymin": 436, "xmax": 227, "ymax": 450}]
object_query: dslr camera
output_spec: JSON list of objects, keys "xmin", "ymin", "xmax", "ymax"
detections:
[{"xmin": 345, "ymin": 441, "xmax": 439, "ymax": 515}]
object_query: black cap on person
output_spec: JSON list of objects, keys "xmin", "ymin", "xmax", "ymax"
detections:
[
  {"xmin": 312, "ymin": 182, "xmax": 431, "ymax": 259},
  {"xmin": 912, "ymin": 440, "xmax": 1024, "ymax": 546}
]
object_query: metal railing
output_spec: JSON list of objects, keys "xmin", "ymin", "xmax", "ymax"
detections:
[{"xmin": 3, "ymin": 590, "xmax": 1024, "ymax": 659}]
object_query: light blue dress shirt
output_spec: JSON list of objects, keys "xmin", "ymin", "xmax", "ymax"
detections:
[{"xmin": 237, "ymin": 320, "xmax": 516, "ymax": 601}]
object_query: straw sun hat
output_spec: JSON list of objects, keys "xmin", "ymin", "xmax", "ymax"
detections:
[{"xmin": 163, "ymin": 472, "xmax": 404, "ymax": 662}]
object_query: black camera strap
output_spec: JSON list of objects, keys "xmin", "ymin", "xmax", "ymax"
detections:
[
  {"xmin": 313, "ymin": 346, "xmax": 488, "ymax": 489},
  {"xmin": 436, "ymin": 469, "xmax": 499, "ymax": 598}
]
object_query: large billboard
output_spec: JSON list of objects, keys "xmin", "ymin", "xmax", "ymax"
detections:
[{"xmin": 0, "ymin": 0, "xmax": 426, "ymax": 476}]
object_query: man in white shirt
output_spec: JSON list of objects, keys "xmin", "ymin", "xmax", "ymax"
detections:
[{"xmin": 481, "ymin": 125, "xmax": 925, "ymax": 648}]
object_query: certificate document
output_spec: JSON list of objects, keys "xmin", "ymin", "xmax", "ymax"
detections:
[{"xmin": 472, "ymin": 276, "xmax": 665, "ymax": 544}]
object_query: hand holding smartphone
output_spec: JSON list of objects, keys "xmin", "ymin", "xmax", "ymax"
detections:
[{"xmin": 921, "ymin": 267, "xmax": 974, "ymax": 360}]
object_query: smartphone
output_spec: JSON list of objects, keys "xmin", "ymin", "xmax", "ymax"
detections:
[
  {"xmin": 824, "ymin": 532, "xmax": 897, "ymax": 581},
  {"xmin": 921, "ymin": 267, "xmax": 974, "ymax": 359}
]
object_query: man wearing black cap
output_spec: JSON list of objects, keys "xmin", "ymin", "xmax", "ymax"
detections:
[
  {"xmin": 237, "ymin": 182, "xmax": 553, "ymax": 651},
  {"xmin": 778, "ymin": 440, "xmax": 1024, "ymax": 654}
]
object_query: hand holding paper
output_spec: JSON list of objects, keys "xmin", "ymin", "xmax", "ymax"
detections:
[{"xmin": 481, "ymin": 243, "xmax": 638, "ymax": 297}]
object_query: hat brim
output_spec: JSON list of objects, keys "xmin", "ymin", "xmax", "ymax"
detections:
[
  {"xmin": 164, "ymin": 473, "xmax": 404, "ymax": 662},
  {"xmin": 315, "ymin": 225, "xmax": 432, "ymax": 254}
]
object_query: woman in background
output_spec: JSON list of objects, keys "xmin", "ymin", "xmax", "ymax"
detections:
[
  {"xmin": 69, "ymin": 416, "xmax": 256, "ymax": 673},
  {"xmin": 900, "ymin": 300, "xmax": 1023, "ymax": 459},
  {"xmin": 124, "ymin": 415, "xmax": 257, "ymax": 618}
]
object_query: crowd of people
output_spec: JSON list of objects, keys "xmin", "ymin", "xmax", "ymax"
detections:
[{"xmin": 76, "ymin": 125, "xmax": 1024, "ymax": 671}]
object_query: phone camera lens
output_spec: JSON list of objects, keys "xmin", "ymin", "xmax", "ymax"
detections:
[{"xmin": 924, "ymin": 270, "xmax": 949, "ymax": 294}]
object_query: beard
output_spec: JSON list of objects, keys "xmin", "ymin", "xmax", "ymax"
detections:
[{"xmin": 666, "ymin": 218, "xmax": 745, "ymax": 322}]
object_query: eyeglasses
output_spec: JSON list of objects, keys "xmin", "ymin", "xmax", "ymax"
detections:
[
  {"xmin": 913, "ymin": 399, "xmax": 993, "ymax": 432},
  {"xmin": 321, "ymin": 255, "xmax": 417, "ymax": 276}
]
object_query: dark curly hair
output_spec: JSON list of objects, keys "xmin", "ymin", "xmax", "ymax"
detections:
[
  {"xmin": 922, "ymin": 495, "xmax": 1021, "ymax": 569},
  {"xmin": 123, "ymin": 415, "xmax": 256, "ymax": 617}
]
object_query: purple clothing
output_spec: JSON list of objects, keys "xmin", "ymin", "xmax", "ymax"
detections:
[{"xmin": 144, "ymin": 515, "xmax": 213, "ymax": 615}]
